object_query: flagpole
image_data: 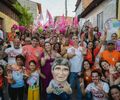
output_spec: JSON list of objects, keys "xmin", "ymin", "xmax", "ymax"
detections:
[{"xmin": 65, "ymin": 0, "xmax": 67, "ymax": 17}]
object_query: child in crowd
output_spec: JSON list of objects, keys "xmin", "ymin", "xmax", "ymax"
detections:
[
  {"xmin": 6, "ymin": 54, "xmax": 25, "ymax": 100},
  {"xmin": 46, "ymin": 58, "xmax": 72, "ymax": 100},
  {"xmin": 27, "ymin": 60, "xmax": 40, "ymax": 100}
]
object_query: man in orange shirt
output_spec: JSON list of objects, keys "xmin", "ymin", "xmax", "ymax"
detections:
[
  {"xmin": 22, "ymin": 36, "xmax": 43, "ymax": 68},
  {"xmin": 100, "ymin": 40, "xmax": 120, "ymax": 66}
]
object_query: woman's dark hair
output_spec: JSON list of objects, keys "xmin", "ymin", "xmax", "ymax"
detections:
[
  {"xmin": 99, "ymin": 60, "xmax": 110, "ymax": 78},
  {"xmin": 109, "ymin": 85, "xmax": 120, "ymax": 100},
  {"xmin": 91, "ymin": 70, "xmax": 102, "ymax": 78},
  {"xmin": 31, "ymin": 36, "xmax": 39, "ymax": 41},
  {"xmin": 82, "ymin": 60, "xmax": 92, "ymax": 71},
  {"xmin": 53, "ymin": 42, "xmax": 61, "ymax": 53},
  {"xmin": 16, "ymin": 54, "xmax": 26, "ymax": 64},
  {"xmin": 44, "ymin": 42, "xmax": 52, "ymax": 52},
  {"xmin": 29, "ymin": 60, "xmax": 36, "ymax": 65},
  {"xmin": 44, "ymin": 41, "xmax": 51, "ymax": 45}
]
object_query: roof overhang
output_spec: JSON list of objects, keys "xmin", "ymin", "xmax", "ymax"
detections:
[
  {"xmin": 1, "ymin": 0, "xmax": 22, "ymax": 16},
  {"xmin": 78, "ymin": 0, "xmax": 105, "ymax": 18}
]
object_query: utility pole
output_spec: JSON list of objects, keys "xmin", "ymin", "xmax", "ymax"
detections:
[{"xmin": 65, "ymin": 0, "xmax": 67, "ymax": 17}]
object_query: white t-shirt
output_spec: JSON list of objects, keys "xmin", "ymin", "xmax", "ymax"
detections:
[
  {"xmin": 67, "ymin": 46, "xmax": 83, "ymax": 72},
  {"xmin": 5, "ymin": 47, "xmax": 22, "ymax": 65},
  {"xmin": 85, "ymin": 81, "xmax": 109, "ymax": 100}
]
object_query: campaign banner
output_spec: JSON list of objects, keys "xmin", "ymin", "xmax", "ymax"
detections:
[{"xmin": 104, "ymin": 18, "xmax": 120, "ymax": 39}]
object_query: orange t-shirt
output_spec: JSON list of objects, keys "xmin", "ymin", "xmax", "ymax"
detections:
[
  {"xmin": 100, "ymin": 50, "xmax": 120, "ymax": 65},
  {"xmin": 22, "ymin": 45, "xmax": 43, "ymax": 68}
]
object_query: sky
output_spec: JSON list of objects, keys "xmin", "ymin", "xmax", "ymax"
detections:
[{"xmin": 30, "ymin": 0, "xmax": 76, "ymax": 17}]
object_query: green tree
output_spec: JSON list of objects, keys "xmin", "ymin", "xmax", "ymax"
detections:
[{"xmin": 13, "ymin": 2, "xmax": 33, "ymax": 26}]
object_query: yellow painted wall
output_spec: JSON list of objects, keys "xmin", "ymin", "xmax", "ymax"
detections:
[
  {"xmin": 118, "ymin": 0, "xmax": 120, "ymax": 20},
  {"xmin": 0, "ymin": 12, "xmax": 18, "ymax": 32}
]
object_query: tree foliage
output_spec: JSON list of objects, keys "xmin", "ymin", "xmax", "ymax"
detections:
[{"xmin": 13, "ymin": 2, "xmax": 33, "ymax": 26}]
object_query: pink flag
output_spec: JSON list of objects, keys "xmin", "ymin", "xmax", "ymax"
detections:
[
  {"xmin": 38, "ymin": 13, "xmax": 44, "ymax": 26},
  {"xmin": 73, "ymin": 16, "xmax": 79, "ymax": 28},
  {"xmin": 56, "ymin": 15, "xmax": 67, "ymax": 34},
  {"xmin": 45, "ymin": 10, "xmax": 54, "ymax": 28}
]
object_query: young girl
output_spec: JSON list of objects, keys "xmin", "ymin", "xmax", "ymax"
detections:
[
  {"xmin": 0, "ymin": 65, "xmax": 4, "ymax": 100},
  {"xmin": 27, "ymin": 60, "xmax": 40, "ymax": 100},
  {"xmin": 6, "ymin": 54, "xmax": 25, "ymax": 100}
]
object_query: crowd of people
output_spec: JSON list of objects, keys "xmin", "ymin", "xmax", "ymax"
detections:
[{"xmin": 0, "ymin": 22, "xmax": 120, "ymax": 100}]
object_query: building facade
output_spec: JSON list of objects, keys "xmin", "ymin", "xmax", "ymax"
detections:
[
  {"xmin": 0, "ymin": 0, "xmax": 20, "ymax": 32},
  {"xmin": 75, "ymin": 0, "xmax": 118, "ymax": 39},
  {"xmin": 17, "ymin": 0, "xmax": 42, "ymax": 18},
  {"xmin": 118, "ymin": 0, "xmax": 120, "ymax": 20}
]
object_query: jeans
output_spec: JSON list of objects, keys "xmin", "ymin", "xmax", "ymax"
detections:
[
  {"xmin": 69, "ymin": 72, "xmax": 83, "ymax": 100},
  {"xmin": 47, "ymin": 92, "xmax": 70, "ymax": 100}
]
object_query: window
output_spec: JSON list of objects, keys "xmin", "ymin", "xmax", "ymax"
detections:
[{"xmin": 97, "ymin": 12, "xmax": 103, "ymax": 31}]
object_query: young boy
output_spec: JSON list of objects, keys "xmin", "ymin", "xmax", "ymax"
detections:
[{"xmin": 46, "ymin": 58, "xmax": 72, "ymax": 100}]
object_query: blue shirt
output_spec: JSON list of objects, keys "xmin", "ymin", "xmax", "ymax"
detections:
[{"xmin": 11, "ymin": 71, "xmax": 24, "ymax": 88}]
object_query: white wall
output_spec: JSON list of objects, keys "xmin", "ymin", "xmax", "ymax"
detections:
[
  {"xmin": 76, "ymin": 1, "xmax": 83, "ymax": 16},
  {"xmin": 84, "ymin": 0, "xmax": 116, "ymax": 27},
  {"xmin": 77, "ymin": 0, "xmax": 117, "ymax": 39}
]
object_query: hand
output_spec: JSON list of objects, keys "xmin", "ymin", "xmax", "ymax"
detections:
[
  {"xmin": 5, "ymin": 71, "xmax": 13, "ymax": 83},
  {"xmin": 79, "ymin": 78, "xmax": 84, "ymax": 87},
  {"xmin": 97, "ymin": 83, "xmax": 103, "ymax": 91},
  {"xmin": 35, "ymin": 51, "xmax": 40, "ymax": 59},
  {"xmin": 109, "ymin": 65, "xmax": 116, "ymax": 74},
  {"xmin": 44, "ymin": 54, "xmax": 50, "ymax": 60},
  {"xmin": 104, "ymin": 25, "xmax": 108, "ymax": 34},
  {"xmin": 5, "ymin": 73, "xmax": 12, "ymax": 79},
  {"xmin": 81, "ymin": 47, "xmax": 87, "ymax": 55},
  {"xmin": 80, "ymin": 33, "xmax": 85, "ymax": 41},
  {"xmin": 47, "ymin": 86, "xmax": 54, "ymax": 93},
  {"xmin": 62, "ymin": 82, "xmax": 72, "ymax": 94}
]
